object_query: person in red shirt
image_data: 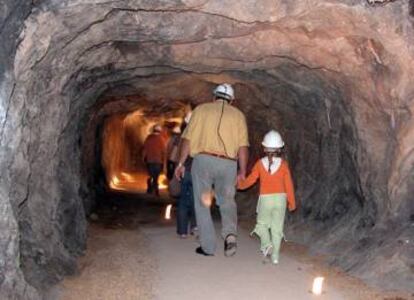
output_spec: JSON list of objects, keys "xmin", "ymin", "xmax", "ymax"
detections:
[
  {"xmin": 142, "ymin": 124, "xmax": 166, "ymax": 196},
  {"xmin": 238, "ymin": 130, "xmax": 296, "ymax": 264}
]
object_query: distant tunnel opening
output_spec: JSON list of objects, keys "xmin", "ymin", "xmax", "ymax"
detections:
[{"xmin": 99, "ymin": 105, "xmax": 189, "ymax": 194}]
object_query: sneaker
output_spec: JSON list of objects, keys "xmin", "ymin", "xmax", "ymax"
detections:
[
  {"xmin": 179, "ymin": 234, "xmax": 187, "ymax": 239},
  {"xmin": 262, "ymin": 245, "xmax": 273, "ymax": 258},
  {"xmin": 190, "ymin": 227, "xmax": 198, "ymax": 235},
  {"xmin": 195, "ymin": 246, "xmax": 213, "ymax": 256},
  {"xmin": 224, "ymin": 234, "xmax": 237, "ymax": 257},
  {"xmin": 272, "ymin": 259, "xmax": 279, "ymax": 265}
]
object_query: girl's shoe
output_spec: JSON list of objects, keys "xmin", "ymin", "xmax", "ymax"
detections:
[
  {"xmin": 262, "ymin": 245, "xmax": 273, "ymax": 257},
  {"xmin": 179, "ymin": 234, "xmax": 188, "ymax": 239},
  {"xmin": 271, "ymin": 254, "xmax": 279, "ymax": 264}
]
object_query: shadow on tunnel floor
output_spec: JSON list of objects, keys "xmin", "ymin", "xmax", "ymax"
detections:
[
  {"xmin": 90, "ymin": 191, "xmax": 177, "ymax": 230},
  {"xmin": 89, "ymin": 190, "xmax": 227, "ymax": 233}
]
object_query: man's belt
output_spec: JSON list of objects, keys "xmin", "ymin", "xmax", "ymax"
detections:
[{"xmin": 199, "ymin": 152, "xmax": 237, "ymax": 161}]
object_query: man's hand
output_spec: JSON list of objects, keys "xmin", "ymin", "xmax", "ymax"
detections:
[
  {"xmin": 175, "ymin": 165, "xmax": 185, "ymax": 181},
  {"xmin": 174, "ymin": 139, "xmax": 190, "ymax": 181}
]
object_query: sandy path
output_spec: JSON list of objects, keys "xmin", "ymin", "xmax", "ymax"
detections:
[
  {"xmin": 145, "ymin": 224, "xmax": 346, "ymax": 300},
  {"xmin": 54, "ymin": 224, "xmax": 157, "ymax": 300},
  {"xmin": 53, "ymin": 198, "xmax": 411, "ymax": 300}
]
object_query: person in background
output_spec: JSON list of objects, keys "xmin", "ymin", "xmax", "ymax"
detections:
[
  {"xmin": 176, "ymin": 113, "xmax": 197, "ymax": 238},
  {"xmin": 142, "ymin": 124, "xmax": 166, "ymax": 196},
  {"xmin": 238, "ymin": 130, "xmax": 296, "ymax": 264},
  {"xmin": 166, "ymin": 126, "xmax": 181, "ymax": 180},
  {"xmin": 175, "ymin": 84, "xmax": 249, "ymax": 257}
]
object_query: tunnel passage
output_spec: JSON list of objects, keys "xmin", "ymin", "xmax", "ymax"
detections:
[
  {"xmin": 81, "ymin": 70, "xmax": 362, "ymax": 221},
  {"xmin": 90, "ymin": 100, "xmax": 189, "ymax": 196},
  {"xmin": 80, "ymin": 93, "xmax": 192, "ymax": 209},
  {"xmin": 1, "ymin": 0, "xmax": 414, "ymax": 298}
]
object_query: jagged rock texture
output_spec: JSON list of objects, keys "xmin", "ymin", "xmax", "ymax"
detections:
[{"xmin": 1, "ymin": 0, "xmax": 414, "ymax": 298}]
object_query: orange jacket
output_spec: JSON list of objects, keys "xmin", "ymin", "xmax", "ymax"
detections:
[
  {"xmin": 238, "ymin": 158, "xmax": 296, "ymax": 211},
  {"xmin": 142, "ymin": 133, "xmax": 166, "ymax": 164}
]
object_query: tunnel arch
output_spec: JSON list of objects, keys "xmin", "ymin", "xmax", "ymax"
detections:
[{"xmin": 1, "ymin": 0, "xmax": 414, "ymax": 298}]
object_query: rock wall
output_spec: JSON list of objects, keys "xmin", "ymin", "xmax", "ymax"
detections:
[
  {"xmin": 0, "ymin": 1, "xmax": 41, "ymax": 299},
  {"xmin": 1, "ymin": 0, "xmax": 414, "ymax": 298}
]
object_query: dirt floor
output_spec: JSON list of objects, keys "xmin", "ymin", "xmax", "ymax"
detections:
[
  {"xmin": 51, "ymin": 194, "xmax": 414, "ymax": 300},
  {"xmin": 239, "ymin": 219, "xmax": 414, "ymax": 300}
]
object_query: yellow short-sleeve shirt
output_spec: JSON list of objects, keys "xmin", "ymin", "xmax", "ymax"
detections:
[{"xmin": 182, "ymin": 100, "xmax": 249, "ymax": 159}]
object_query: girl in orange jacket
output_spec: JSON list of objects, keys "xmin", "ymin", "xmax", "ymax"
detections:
[{"xmin": 238, "ymin": 130, "xmax": 296, "ymax": 264}]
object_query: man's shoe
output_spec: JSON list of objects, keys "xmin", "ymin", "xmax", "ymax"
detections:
[
  {"xmin": 224, "ymin": 234, "xmax": 237, "ymax": 257},
  {"xmin": 195, "ymin": 247, "xmax": 213, "ymax": 256}
]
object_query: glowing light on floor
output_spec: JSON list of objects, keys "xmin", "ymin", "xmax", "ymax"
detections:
[
  {"xmin": 158, "ymin": 174, "xmax": 168, "ymax": 190},
  {"xmin": 312, "ymin": 277, "xmax": 325, "ymax": 295},
  {"xmin": 165, "ymin": 204, "xmax": 172, "ymax": 220},
  {"xmin": 120, "ymin": 172, "xmax": 134, "ymax": 182},
  {"xmin": 109, "ymin": 175, "xmax": 121, "ymax": 189},
  {"xmin": 112, "ymin": 176, "xmax": 120, "ymax": 185}
]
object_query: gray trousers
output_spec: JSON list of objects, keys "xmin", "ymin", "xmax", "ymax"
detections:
[{"xmin": 191, "ymin": 154, "xmax": 238, "ymax": 254}]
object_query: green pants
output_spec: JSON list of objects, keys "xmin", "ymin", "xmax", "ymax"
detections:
[{"xmin": 252, "ymin": 194, "xmax": 287, "ymax": 262}]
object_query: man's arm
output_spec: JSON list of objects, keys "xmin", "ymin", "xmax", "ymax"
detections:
[
  {"xmin": 237, "ymin": 146, "xmax": 249, "ymax": 181},
  {"xmin": 174, "ymin": 138, "xmax": 190, "ymax": 180}
]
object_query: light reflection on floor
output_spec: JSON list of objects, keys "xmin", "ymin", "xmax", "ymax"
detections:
[{"xmin": 109, "ymin": 171, "xmax": 168, "ymax": 194}]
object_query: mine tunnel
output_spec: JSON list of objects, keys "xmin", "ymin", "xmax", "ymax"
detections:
[
  {"xmin": 96, "ymin": 101, "xmax": 187, "ymax": 194},
  {"xmin": 1, "ymin": 1, "xmax": 414, "ymax": 299}
]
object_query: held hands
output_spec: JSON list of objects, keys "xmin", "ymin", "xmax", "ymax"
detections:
[{"xmin": 236, "ymin": 170, "xmax": 246, "ymax": 186}]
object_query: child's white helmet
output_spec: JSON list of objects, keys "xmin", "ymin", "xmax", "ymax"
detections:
[{"xmin": 262, "ymin": 130, "xmax": 284, "ymax": 148}]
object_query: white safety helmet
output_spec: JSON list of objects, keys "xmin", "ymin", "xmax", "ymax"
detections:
[
  {"xmin": 262, "ymin": 130, "xmax": 284, "ymax": 149},
  {"xmin": 213, "ymin": 83, "xmax": 234, "ymax": 101},
  {"xmin": 153, "ymin": 124, "xmax": 162, "ymax": 133},
  {"xmin": 172, "ymin": 126, "xmax": 181, "ymax": 134}
]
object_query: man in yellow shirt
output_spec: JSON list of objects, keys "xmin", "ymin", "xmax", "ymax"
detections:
[{"xmin": 175, "ymin": 83, "xmax": 249, "ymax": 256}]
